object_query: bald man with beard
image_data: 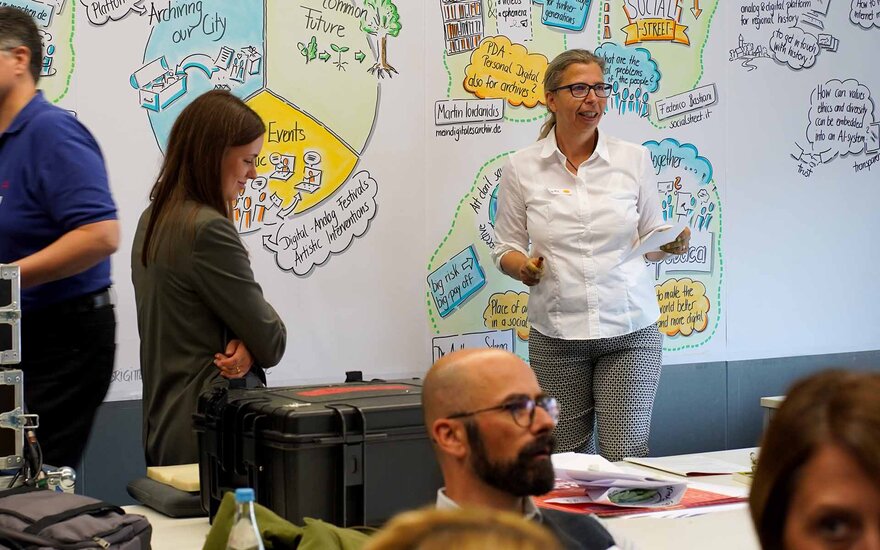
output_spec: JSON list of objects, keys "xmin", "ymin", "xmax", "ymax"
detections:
[{"xmin": 423, "ymin": 349, "xmax": 622, "ymax": 550}]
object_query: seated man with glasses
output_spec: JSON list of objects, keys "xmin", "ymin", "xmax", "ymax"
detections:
[{"xmin": 423, "ymin": 348, "xmax": 622, "ymax": 550}]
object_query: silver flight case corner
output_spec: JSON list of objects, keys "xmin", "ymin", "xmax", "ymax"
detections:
[
  {"xmin": 0, "ymin": 265, "xmax": 24, "ymax": 470},
  {"xmin": 0, "ymin": 370, "xmax": 24, "ymax": 470},
  {"xmin": 0, "ymin": 265, "xmax": 21, "ymax": 365}
]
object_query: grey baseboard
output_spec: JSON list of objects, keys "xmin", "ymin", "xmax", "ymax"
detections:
[
  {"xmin": 78, "ymin": 399, "xmax": 145, "ymax": 505},
  {"xmin": 648, "ymin": 349, "xmax": 880, "ymax": 457}
]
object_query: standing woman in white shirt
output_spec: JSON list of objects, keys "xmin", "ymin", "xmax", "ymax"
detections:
[{"xmin": 492, "ymin": 49, "xmax": 690, "ymax": 461}]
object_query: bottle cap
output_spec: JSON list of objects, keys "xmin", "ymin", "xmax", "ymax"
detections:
[{"xmin": 234, "ymin": 488, "xmax": 255, "ymax": 502}]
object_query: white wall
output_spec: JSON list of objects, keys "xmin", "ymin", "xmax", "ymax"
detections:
[{"xmin": 27, "ymin": 0, "xmax": 878, "ymax": 400}]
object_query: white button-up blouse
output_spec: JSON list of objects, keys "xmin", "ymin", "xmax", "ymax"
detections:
[{"xmin": 492, "ymin": 128, "xmax": 665, "ymax": 340}]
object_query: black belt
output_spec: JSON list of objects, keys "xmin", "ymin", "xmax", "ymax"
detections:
[{"xmin": 49, "ymin": 288, "xmax": 113, "ymax": 316}]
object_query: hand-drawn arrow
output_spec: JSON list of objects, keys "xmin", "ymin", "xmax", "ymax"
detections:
[
  {"xmin": 131, "ymin": 1, "xmax": 147, "ymax": 15},
  {"xmin": 175, "ymin": 54, "xmax": 220, "ymax": 78},
  {"xmin": 355, "ymin": 51, "xmax": 366, "ymax": 63},
  {"xmin": 462, "ymin": 257, "xmax": 474, "ymax": 270},
  {"xmin": 691, "ymin": 0, "xmax": 702, "ymax": 19},
  {"xmin": 278, "ymin": 193, "xmax": 301, "ymax": 217},
  {"xmin": 318, "ymin": 51, "xmax": 331, "ymax": 62}
]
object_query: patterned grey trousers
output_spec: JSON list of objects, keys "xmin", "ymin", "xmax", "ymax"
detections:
[{"xmin": 528, "ymin": 324, "xmax": 663, "ymax": 461}]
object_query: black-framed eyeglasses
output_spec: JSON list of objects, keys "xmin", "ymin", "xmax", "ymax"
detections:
[
  {"xmin": 446, "ymin": 395, "xmax": 559, "ymax": 428},
  {"xmin": 552, "ymin": 82, "xmax": 613, "ymax": 99}
]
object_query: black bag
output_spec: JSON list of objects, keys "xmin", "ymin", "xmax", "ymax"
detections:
[{"xmin": 0, "ymin": 486, "xmax": 151, "ymax": 549}]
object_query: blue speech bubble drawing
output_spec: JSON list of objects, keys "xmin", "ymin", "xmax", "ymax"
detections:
[
  {"xmin": 595, "ymin": 42, "xmax": 660, "ymax": 118},
  {"xmin": 532, "ymin": 0, "xmax": 593, "ymax": 31},
  {"xmin": 643, "ymin": 138, "xmax": 714, "ymax": 186}
]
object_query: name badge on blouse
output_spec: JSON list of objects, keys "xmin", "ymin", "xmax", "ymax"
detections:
[{"xmin": 548, "ymin": 188, "xmax": 572, "ymax": 195}]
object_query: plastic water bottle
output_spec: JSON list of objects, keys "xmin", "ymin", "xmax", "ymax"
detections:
[{"xmin": 225, "ymin": 488, "xmax": 265, "ymax": 550}]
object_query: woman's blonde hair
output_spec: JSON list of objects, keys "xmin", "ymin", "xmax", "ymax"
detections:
[
  {"xmin": 539, "ymin": 49, "xmax": 606, "ymax": 140},
  {"xmin": 365, "ymin": 507, "xmax": 562, "ymax": 550}
]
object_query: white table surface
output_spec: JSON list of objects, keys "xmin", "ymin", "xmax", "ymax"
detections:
[
  {"xmin": 125, "ymin": 448, "xmax": 760, "ymax": 550},
  {"xmin": 123, "ymin": 505, "xmax": 211, "ymax": 550},
  {"xmin": 760, "ymin": 396, "xmax": 785, "ymax": 409},
  {"xmin": 603, "ymin": 448, "xmax": 759, "ymax": 550}
]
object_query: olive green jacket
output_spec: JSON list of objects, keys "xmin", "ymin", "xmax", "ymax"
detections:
[
  {"xmin": 132, "ymin": 202, "xmax": 286, "ymax": 466},
  {"xmin": 203, "ymin": 492, "xmax": 374, "ymax": 550}
]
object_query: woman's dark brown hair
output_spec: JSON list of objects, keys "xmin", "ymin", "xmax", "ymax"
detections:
[
  {"xmin": 749, "ymin": 370, "xmax": 880, "ymax": 549},
  {"xmin": 140, "ymin": 90, "xmax": 265, "ymax": 266}
]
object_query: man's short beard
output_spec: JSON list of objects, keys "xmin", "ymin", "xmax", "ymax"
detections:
[{"xmin": 465, "ymin": 420, "xmax": 556, "ymax": 497}]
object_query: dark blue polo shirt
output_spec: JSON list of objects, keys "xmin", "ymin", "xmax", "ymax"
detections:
[{"xmin": 0, "ymin": 91, "xmax": 117, "ymax": 312}]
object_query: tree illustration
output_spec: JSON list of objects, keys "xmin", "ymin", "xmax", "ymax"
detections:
[{"xmin": 359, "ymin": 0, "xmax": 401, "ymax": 78}]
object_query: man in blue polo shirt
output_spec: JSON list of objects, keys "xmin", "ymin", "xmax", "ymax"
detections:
[{"xmin": 0, "ymin": 7, "xmax": 119, "ymax": 469}]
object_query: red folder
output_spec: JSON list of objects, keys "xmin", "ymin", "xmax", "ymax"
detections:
[{"xmin": 535, "ymin": 486, "xmax": 746, "ymax": 518}]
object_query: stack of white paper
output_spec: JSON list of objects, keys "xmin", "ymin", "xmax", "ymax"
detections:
[{"xmin": 550, "ymin": 453, "xmax": 687, "ymax": 508}]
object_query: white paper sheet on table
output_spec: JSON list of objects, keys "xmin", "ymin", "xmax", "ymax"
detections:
[
  {"xmin": 550, "ymin": 453, "xmax": 687, "ymax": 508},
  {"xmin": 622, "ymin": 455, "xmax": 746, "ymax": 477},
  {"xmin": 552, "ymin": 452, "xmax": 623, "ymax": 473}
]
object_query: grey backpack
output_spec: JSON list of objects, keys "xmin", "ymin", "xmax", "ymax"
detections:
[{"xmin": 0, "ymin": 486, "xmax": 151, "ymax": 549}]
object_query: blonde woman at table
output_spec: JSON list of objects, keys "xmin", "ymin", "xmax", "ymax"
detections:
[
  {"xmin": 750, "ymin": 370, "xmax": 880, "ymax": 550},
  {"xmin": 132, "ymin": 91, "xmax": 286, "ymax": 466},
  {"xmin": 492, "ymin": 49, "xmax": 690, "ymax": 461},
  {"xmin": 365, "ymin": 507, "xmax": 562, "ymax": 550}
]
